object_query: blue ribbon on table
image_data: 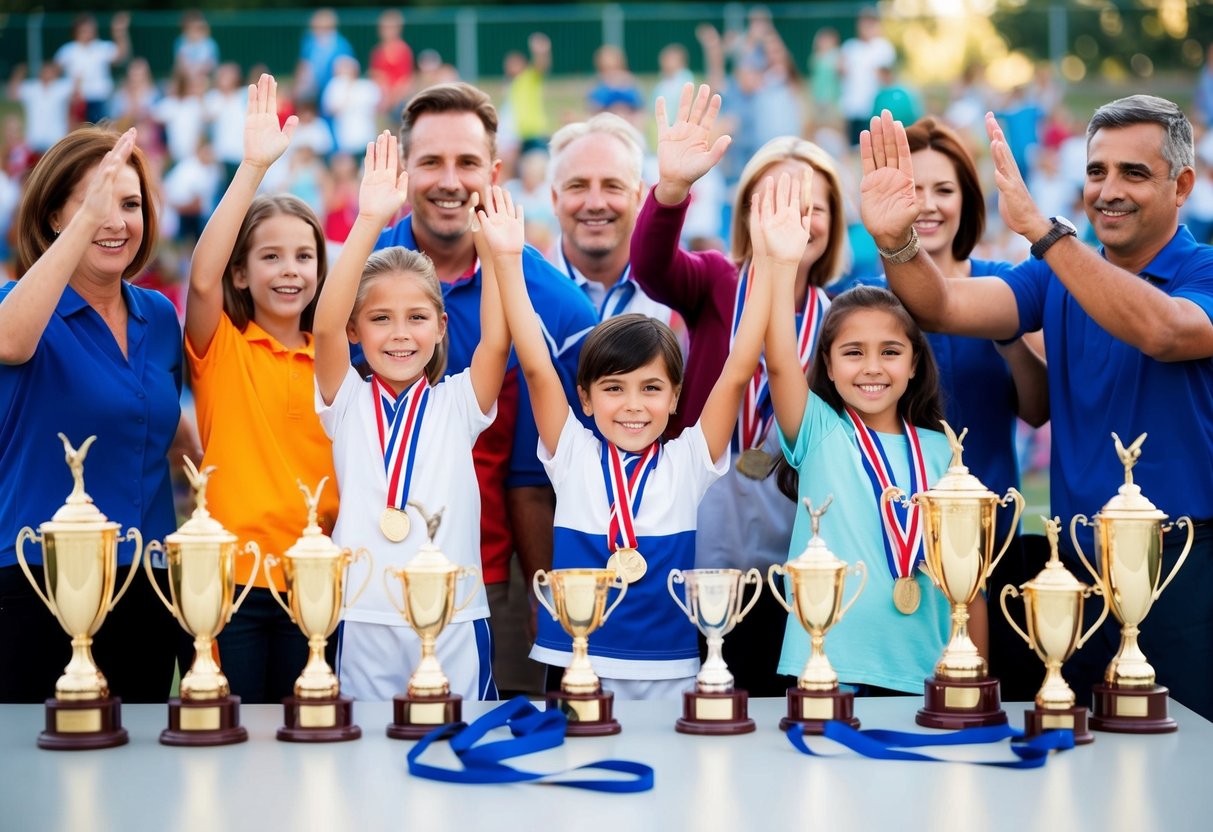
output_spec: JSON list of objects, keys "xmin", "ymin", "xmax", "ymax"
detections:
[
  {"xmin": 785, "ymin": 721, "xmax": 1074, "ymax": 769},
  {"xmin": 406, "ymin": 696, "xmax": 654, "ymax": 792}
]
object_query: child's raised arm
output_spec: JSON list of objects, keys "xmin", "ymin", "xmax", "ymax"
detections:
[
  {"xmin": 467, "ymin": 192, "xmax": 510, "ymax": 416},
  {"xmin": 475, "ymin": 186, "xmax": 566, "ymax": 456},
  {"xmin": 700, "ymin": 171, "xmax": 812, "ymax": 460},
  {"xmin": 313, "ymin": 130, "xmax": 408, "ymax": 405},
  {"xmin": 185, "ymin": 73, "xmax": 297, "ymax": 354}
]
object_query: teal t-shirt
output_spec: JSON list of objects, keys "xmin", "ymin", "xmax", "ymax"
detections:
[{"xmin": 777, "ymin": 394, "xmax": 952, "ymax": 692}]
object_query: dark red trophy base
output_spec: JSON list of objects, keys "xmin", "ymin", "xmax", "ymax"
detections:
[
  {"xmin": 779, "ymin": 686, "xmax": 861, "ymax": 733},
  {"xmin": 1090, "ymin": 683, "xmax": 1177, "ymax": 734},
  {"xmin": 386, "ymin": 693, "xmax": 462, "ymax": 740},
  {"xmin": 278, "ymin": 695, "xmax": 361, "ymax": 742},
  {"xmin": 38, "ymin": 696, "xmax": 128, "ymax": 750},
  {"xmin": 916, "ymin": 676, "xmax": 1007, "ymax": 729},
  {"xmin": 676, "ymin": 689, "xmax": 756, "ymax": 735},
  {"xmin": 547, "ymin": 690, "xmax": 621, "ymax": 736},
  {"xmin": 1024, "ymin": 705, "xmax": 1094, "ymax": 745},
  {"xmin": 160, "ymin": 696, "xmax": 248, "ymax": 746}
]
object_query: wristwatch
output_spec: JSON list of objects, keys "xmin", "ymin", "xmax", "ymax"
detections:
[
  {"xmin": 1030, "ymin": 216, "xmax": 1077, "ymax": 259},
  {"xmin": 877, "ymin": 226, "xmax": 920, "ymax": 265}
]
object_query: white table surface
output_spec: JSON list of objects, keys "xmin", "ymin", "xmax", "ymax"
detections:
[{"xmin": 2, "ymin": 696, "xmax": 1211, "ymax": 832}]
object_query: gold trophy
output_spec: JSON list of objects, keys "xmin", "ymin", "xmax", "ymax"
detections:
[
  {"xmin": 534, "ymin": 568, "xmax": 628, "ymax": 736},
  {"xmin": 384, "ymin": 502, "xmax": 482, "ymax": 739},
  {"xmin": 885, "ymin": 423, "xmax": 1023, "ymax": 729},
  {"xmin": 1071, "ymin": 433, "xmax": 1193, "ymax": 733},
  {"xmin": 143, "ymin": 459, "xmax": 261, "ymax": 746},
  {"xmin": 265, "ymin": 478, "xmax": 371, "ymax": 742},
  {"xmin": 15, "ymin": 435, "xmax": 143, "ymax": 750},
  {"xmin": 668, "ymin": 567, "xmax": 763, "ymax": 734},
  {"xmin": 768, "ymin": 497, "xmax": 867, "ymax": 732},
  {"xmin": 1001, "ymin": 517, "xmax": 1109, "ymax": 744}
]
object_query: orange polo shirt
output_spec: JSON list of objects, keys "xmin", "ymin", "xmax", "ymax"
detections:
[{"xmin": 187, "ymin": 315, "xmax": 339, "ymax": 588}]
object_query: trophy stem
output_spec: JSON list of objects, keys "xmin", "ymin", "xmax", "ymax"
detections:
[
  {"xmin": 1107, "ymin": 624, "xmax": 1156, "ymax": 688},
  {"xmin": 407, "ymin": 634, "xmax": 450, "ymax": 697},
  {"xmin": 180, "ymin": 636, "xmax": 229, "ymax": 700},
  {"xmin": 798, "ymin": 633, "xmax": 839, "ymax": 692},
  {"xmin": 937, "ymin": 602, "xmax": 986, "ymax": 679},
  {"xmin": 57, "ymin": 635, "xmax": 107, "ymax": 701},
  {"xmin": 562, "ymin": 635, "xmax": 600, "ymax": 695},
  {"xmin": 1037, "ymin": 660, "xmax": 1077, "ymax": 709},
  {"xmin": 295, "ymin": 635, "xmax": 339, "ymax": 699},
  {"xmin": 697, "ymin": 636, "xmax": 733, "ymax": 693}
]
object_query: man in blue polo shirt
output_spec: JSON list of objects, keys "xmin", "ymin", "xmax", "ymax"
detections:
[
  {"xmin": 373, "ymin": 83, "xmax": 596, "ymax": 697},
  {"xmin": 859, "ymin": 96, "xmax": 1213, "ymax": 720}
]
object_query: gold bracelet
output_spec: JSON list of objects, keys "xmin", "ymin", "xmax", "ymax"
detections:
[{"xmin": 877, "ymin": 226, "xmax": 920, "ymax": 265}]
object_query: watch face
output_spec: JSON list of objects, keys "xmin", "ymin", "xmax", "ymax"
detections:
[{"xmin": 1055, "ymin": 216, "xmax": 1077, "ymax": 234}]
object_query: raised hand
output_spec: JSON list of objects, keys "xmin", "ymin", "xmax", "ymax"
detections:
[
  {"xmin": 986, "ymin": 112, "xmax": 1047, "ymax": 238},
  {"xmin": 79, "ymin": 127, "xmax": 138, "ymax": 230},
  {"xmin": 654, "ymin": 83, "xmax": 732, "ymax": 204},
  {"xmin": 476, "ymin": 185, "xmax": 525, "ymax": 257},
  {"xmin": 357, "ymin": 130, "xmax": 408, "ymax": 227},
  {"xmin": 858, "ymin": 110, "xmax": 919, "ymax": 250},
  {"xmin": 750, "ymin": 169, "xmax": 814, "ymax": 267},
  {"xmin": 243, "ymin": 73, "xmax": 297, "ymax": 169}
]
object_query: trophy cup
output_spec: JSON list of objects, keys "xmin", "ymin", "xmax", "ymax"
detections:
[
  {"xmin": 534, "ymin": 568, "xmax": 628, "ymax": 736},
  {"xmin": 1071, "ymin": 433, "xmax": 1193, "ymax": 733},
  {"xmin": 265, "ymin": 478, "xmax": 371, "ymax": 742},
  {"xmin": 1001, "ymin": 517, "xmax": 1109, "ymax": 744},
  {"xmin": 143, "ymin": 459, "xmax": 261, "ymax": 746},
  {"xmin": 768, "ymin": 497, "xmax": 867, "ymax": 733},
  {"xmin": 384, "ymin": 503, "xmax": 482, "ymax": 739},
  {"xmin": 668, "ymin": 568, "xmax": 762, "ymax": 734},
  {"xmin": 885, "ymin": 423, "xmax": 1023, "ymax": 729},
  {"xmin": 15, "ymin": 434, "xmax": 143, "ymax": 750}
]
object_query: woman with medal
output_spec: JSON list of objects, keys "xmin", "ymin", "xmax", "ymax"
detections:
[
  {"xmin": 489, "ymin": 160, "xmax": 805, "ymax": 699},
  {"xmin": 0, "ymin": 127, "xmax": 184, "ymax": 703},
  {"xmin": 766, "ymin": 281, "xmax": 959, "ymax": 695},
  {"xmin": 629, "ymin": 83, "xmax": 848, "ymax": 695},
  {"xmin": 312, "ymin": 131, "xmax": 510, "ymax": 703}
]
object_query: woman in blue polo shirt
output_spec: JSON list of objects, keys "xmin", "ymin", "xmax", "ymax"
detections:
[{"xmin": 0, "ymin": 127, "xmax": 183, "ymax": 703}]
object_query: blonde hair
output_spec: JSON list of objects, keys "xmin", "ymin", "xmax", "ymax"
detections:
[
  {"xmin": 549, "ymin": 112, "xmax": 645, "ymax": 186},
  {"xmin": 354, "ymin": 246, "xmax": 449, "ymax": 385}
]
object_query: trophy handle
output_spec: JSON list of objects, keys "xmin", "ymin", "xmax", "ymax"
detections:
[
  {"xmin": 110, "ymin": 527, "xmax": 144, "ymax": 611},
  {"xmin": 263, "ymin": 554, "xmax": 294, "ymax": 620},
  {"xmin": 141, "ymin": 539, "xmax": 176, "ymax": 617},
  {"xmin": 383, "ymin": 567, "xmax": 411, "ymax": 624},
  {"xmin": 1069, "ymin": 515, "xmax": 1100, "ymax": 584},
  {"xmin": 988, "ymin": 488, "xmax": 1025, "ymax": 576},
  {"xmin": 767, "ymin": 564, "xmax": 793, "ymax": 614},
  {"xmin": 998, "ymin": 585, "xmax": 1032, "ymax": 648},
  {"xmin": 14, "ymin": 528, "xmax": 55, "ymax": 614},
  {"xmin": 229, "ymin": 541, "xmax": 262, "ymax": 620},
  {"xmin": 343, "ymin": 548, "xmax": 374, "ymax": 609},
  {"xmin": 666, "ymin": 570, "xmax": 694, "ymax": 623},
  {"xmin": 600, "ymin": 572, "xmax": 628, "ymax": 624},
  {"xmin": 453, "ymin": 565, "xmax": 483, "ymax": 614},
  {"xmin": 532, "ymin": 570, "xmax": 558, "ymax": 621},
  {"xmin": 835, "ymin": 562, "xmax": 867, "ymax": 623},
  {"xmin": 1077, "ymin": 585, "xmax": 1111, "ymax": 649},
  {"xmin": 735, "ymin": 568, "xmax": 763, "ymax": 623},
  {"xmin": 1155, "ymin": 517, "xmax": 1194, "ymax": 599}
]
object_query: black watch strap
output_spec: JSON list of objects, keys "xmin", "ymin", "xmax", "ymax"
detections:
[{"xmin": 1030, "ymin": 217, "xmax": 1077, "ymax": 260}]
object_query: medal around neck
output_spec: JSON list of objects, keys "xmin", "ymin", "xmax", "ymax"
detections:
[
  {"xmin": 265, "ymin": 478, "xmax": 372, "ymax": 742},
  {"xmin": 15, "ymin": 434, "xmax": 143, "ymax": 750},
  {"xmin": 534, "ymin": 567, "xmax": 629, "ymax": 736},
  {"xmin": 142, "ymin": 458, "xmax": 262, "ymax": 746},
  {"xmin": 769, "ymin": 496, "xmax": 868, "ymax": 733},
  {"xmin": 1001, "ymin": 517, "xmax": 1108, "ymax": 744},
  {"xmin": 668, "ymin": 567, "xmax": 763, "ymax": 734},
  {"xmin": 885, "ymin": 422, "xmax": 1023, "ymax": 729},
  {"xmin": 1071, "ymin": 433, "xmax": 1192, "ymax": 734},
  {"xmin": 384, "ymin": 502, "xmax": 483, "ymax": 739}
]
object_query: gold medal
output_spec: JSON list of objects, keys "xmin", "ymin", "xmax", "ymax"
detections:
[
  {"xmin": 736, "ymin": 448, "xmax": 775, "ymax": 480},
  {"xmin": 893, "ymin": 576, "xmax": 920, "ymax": 615},
  {"xmin": 606, "ymin": 547, "xmax": 647, "ymax": 583},
  {"xmin": 380, "ymin": 507, "xmax": 411, "ymax": 542}
]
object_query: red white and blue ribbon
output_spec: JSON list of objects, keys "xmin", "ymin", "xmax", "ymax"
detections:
[
  {"xmin": 372, "ymin": 374, "xmax": 431, "ymax": 513},
  {"xmin": 845, "ymin": 407, "xmax": 929, "ymax": 581},
  {"xmin": 563, "ymin": 252, "xmax": 636, "ymax": 321},
  {"xmin": 731, "ymin": 262, "xmax": 828, "ymax": 453},
  {"xmin": 600, "ymin": 442, "xmax": 660, "ymax": 553}
]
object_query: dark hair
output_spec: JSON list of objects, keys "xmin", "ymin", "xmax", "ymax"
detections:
[
  {"xmin": 1087, "ymin": 94, "xmax": 1194, "ymax": 178},
  {"xmin": 776, "ymin": 286, "xmax": 944, "ymax": 500},
  {"xmin": 576, "ymin": 313, "xmax": 684, "ymax": 394},
  {"xmin": 399, "ymin": 82, "xmax": 498, "ymax": 160},
  {"xmin": 223, "ymin": 194, "xmax": 327, "ymax": 333},
  {"xmin": 904, "ymin": 116, "xmax": 984, "ymax": 261}
]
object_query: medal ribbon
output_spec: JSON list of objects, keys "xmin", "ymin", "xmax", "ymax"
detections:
[
  {"xmin": 845, "ymin": 407, "xmax": 929, "ymax": 581},
  {"xmin": 600, "ymin": 442, "xmax": 660, "ymax": 553},
  {"xmin": 731, "ymin": 262, "xmax": 828, "ymax": 453},
  {"xmin": 372, "ymin": 374, "xmax": 431, "ymax": 512}
]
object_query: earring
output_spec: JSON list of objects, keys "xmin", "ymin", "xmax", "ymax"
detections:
[{"xmin": 51, "ymin": 227, "xmax": 60, "ymax": 238}]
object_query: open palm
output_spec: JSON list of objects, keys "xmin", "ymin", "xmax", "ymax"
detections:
[
  {"xmin": 358, "ymin": 131, "xmax": 408, "ymax": 225},
  {"xmin": 244, "ymin": 74, "xmax": 296, "ymax": 169},
  {"xmin": 751, "ymin": 170, "xmax": 813, "ymax": 265},
  {"xmin": 858, "ymin": 111, "xmax": 919, "ymax": 245},
  {"xmin": 656, "ymin": 83, "xmax": 731, "ymax": 190},
  {"xmin": 477, "ymin": 186, "xmax": 524, "ymax": 256}
]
